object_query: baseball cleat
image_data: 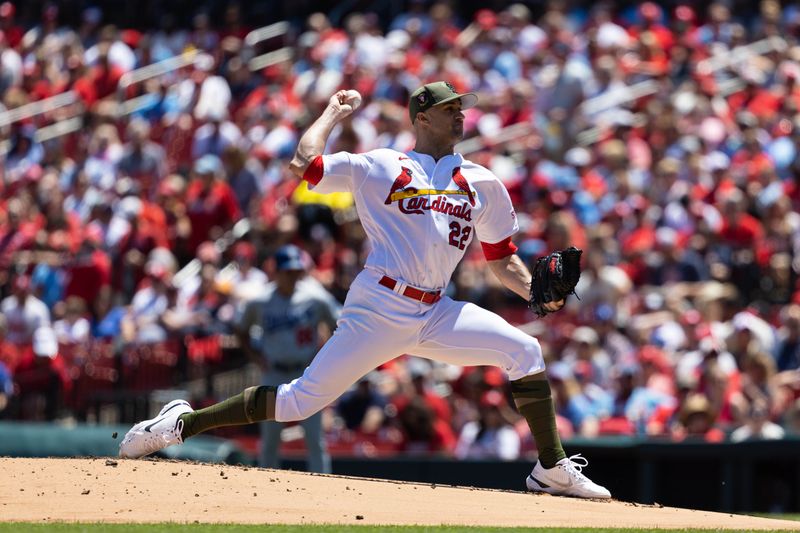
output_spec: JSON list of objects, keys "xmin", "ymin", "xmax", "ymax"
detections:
[
  {"xmin": 526, "ymin": 454, "xmax": 611, "ymax": 499},
  {"xmin": 119, "ymin": 399, "xmax": 193, "ymax": 459}
]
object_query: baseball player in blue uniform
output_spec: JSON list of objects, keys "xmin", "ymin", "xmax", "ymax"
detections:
[
  {"xmin": 120, "ymin": 82, "xmax": 611, "ymax": 499},
  {"xmin": 236, "ymin": 244, "xmax": 340, "ymax": 472}
]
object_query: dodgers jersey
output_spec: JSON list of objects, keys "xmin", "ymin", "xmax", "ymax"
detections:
[
  {"xmin": 309, "ymin": 149, "xmax": 519, "ymax": 290},
  {"xmin": 237, "ymin": 279, "xmax": 341, "ymax": 365}
]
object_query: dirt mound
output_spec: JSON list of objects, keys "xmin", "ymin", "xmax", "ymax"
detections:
[{"xmin": 1, "ymin": 457, "xmax": 797, "ymax": 529}]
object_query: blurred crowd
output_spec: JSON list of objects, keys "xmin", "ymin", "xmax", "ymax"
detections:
[{"xmin": 1, "ymin": 0, "xmax": 800, "ymax": 459}]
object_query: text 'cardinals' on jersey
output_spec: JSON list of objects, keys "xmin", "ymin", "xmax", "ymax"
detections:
[{"xmin": 305, "ymin": 149, "xmax": 519, "ymax": 290}]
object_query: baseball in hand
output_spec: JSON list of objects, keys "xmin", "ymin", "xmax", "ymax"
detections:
[{"xmin": 344, "ymin": 90, "xmax": 362, "ymax": 110}]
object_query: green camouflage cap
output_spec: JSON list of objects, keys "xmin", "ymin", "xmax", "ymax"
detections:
[{"xmin": 408, "ymin": 81, "xmax": 478, "ymax": 124}]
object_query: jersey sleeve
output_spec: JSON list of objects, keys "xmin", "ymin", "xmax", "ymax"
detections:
[
  {"xmin": 303, "ymin": 151, "xmax": 371, "ymax": 194},
  {"xmin": 473, "ymin": 179, "xmax": 520, "ymax": 245}
]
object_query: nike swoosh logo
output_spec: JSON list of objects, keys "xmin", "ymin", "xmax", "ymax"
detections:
[
  {"xmin": 531, "ymin": 474, "xmax": 572, "ymax": 489},
  {"xmin": 144, "ymin": 417, "xmax": 166, "ymax": 433},
  {"xmin": 144, "ymin": 402, "xmax": 187, "ymax": 433},
  {"xmin": 529, "ymin": 475, "xmax": 550, "ymax": 488}
]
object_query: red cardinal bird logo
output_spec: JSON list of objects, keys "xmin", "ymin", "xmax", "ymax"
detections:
[
  {"xmin": 452, "ymin": 167, "xmax": 475, "ymax": 206},
  {"xmin": 385, "ymin": 167, "xmax": 413, "ymax": 204}
]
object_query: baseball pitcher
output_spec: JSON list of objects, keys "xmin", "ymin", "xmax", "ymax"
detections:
[{"xmin": 120, "ymin": 82, "xmax": 610, "ymax": 499}]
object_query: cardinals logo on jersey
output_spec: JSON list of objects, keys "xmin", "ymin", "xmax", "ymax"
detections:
[
  {"xmin": 384, "ymin": 165, "xmax": 474, "ymax": 221},
  {"xmin": 384, "ymin": 167, "xmax": 414, "ymax": 205},
  {"xmin": 451, "ymin": 167, "xmax": 475, "ymax": 206}
]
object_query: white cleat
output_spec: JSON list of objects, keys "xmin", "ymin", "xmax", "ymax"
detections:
[
  {"xmin": 119, "ymin": 399, "xmax": 193, "ymax": 459},
  {"xmin": 526, "ymin": 454, "xmax": 611, "ymax": 499}
]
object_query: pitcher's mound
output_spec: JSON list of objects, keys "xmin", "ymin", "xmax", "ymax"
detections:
[{"xmin": 1, "ymin": 457, "xmax": 797, "ymax": 530}]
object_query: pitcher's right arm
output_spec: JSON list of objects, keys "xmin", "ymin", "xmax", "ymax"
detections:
[{"xmin": 288, "ymin": 90, "xmax": 357, "ymax": 178}]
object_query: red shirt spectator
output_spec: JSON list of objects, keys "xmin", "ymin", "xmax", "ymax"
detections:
[
  {"xmin": 0, "ymin": 2, "xmax": 23, "ymax": 48},
  {"xmin": 627, "ymin": 2, "xmax": 675, "ymax": 51},
  {"xmin": 396, "ymin": 396, "xmax": 457, "ymax": 454},
  {"xmin": 90, "ymin": 56, "xmax": 124, "ymax": 101},
  {"xmin": 64, "ymin": 233, "xmax": 112, "ymax": 318},
  {"xmin": 728, "ymin": 86, "xmax": 782, "ymax": 122},
  {"xmin": 185, "ymin": 155, "xmax": 241, "ymax": 253},
  {"xmin": 719, "ymin": 210, "xmax": 763, "ymax": 248},
  {"xmin": 12, "ymin": 326, "xmax": 72, "ymax": 420},
  {"xmin": 0, "ymin": 338, "xmax": 20, "ymax": 373},
  {"xmin": 13, "ymin": 347, "xmax": 70, "ymax": 392},
  {"xmin": 730, "ymin": 146, "xmax": 775, "ymax": 184},
  {"xmin": 22, "ymin": 65, "xmax": 53, "ymax": 101},
  {"xmin": 0, "ymin": 199, "xmax": 38, "ymax": 269},
  {"xmin": 71, "ymin": 73, "xmax": 99, "ymax": 107}
]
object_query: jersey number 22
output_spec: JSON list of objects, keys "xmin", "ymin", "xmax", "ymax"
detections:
[{"xmin": 448, "ymin": 221, "xmax": 472, "ymax": 250}]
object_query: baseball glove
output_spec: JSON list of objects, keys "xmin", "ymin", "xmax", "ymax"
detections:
[{"xmin": 528, "ymin": 247, "xmax": 582, "ymax": 318}]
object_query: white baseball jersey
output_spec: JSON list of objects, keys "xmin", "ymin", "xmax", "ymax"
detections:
[
  {"xmin": 308, "ymin": 149, "xmax": 519, "ymax": 290},
  {"xmin": 274, "ymin": 148, "xmax": 544, "ymax": 423}
]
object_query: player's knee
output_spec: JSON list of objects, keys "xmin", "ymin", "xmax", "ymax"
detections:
[
  {"xmin": 276, "ymin": 388, "xmax": 330, "ymax": 421},
  {"xmin": 507, "ymin": 338, "xmax": 544, "ymax": 379}
]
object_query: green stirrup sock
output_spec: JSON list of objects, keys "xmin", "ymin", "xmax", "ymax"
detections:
[
  {"xmin": 510, "ymin": 376, "xmax": 566, "ymax": 469},
  {"xmin": 180, "ymin": 386, "xmax": 276, "ymax": 440}
]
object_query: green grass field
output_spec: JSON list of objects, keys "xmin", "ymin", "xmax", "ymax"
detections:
[
  {"xmin": 751, "ymin": 514, "xmax": 800, "ymax": 521},
  {"xmin": 2, "ymin": 525, "xmax": 799, "ymax": 533}
]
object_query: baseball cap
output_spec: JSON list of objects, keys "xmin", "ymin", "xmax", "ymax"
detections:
[
  {"xmin": 408, "ymin": 81, "xmax": 478, "ymax": 124},
  {"xmin": 274, "ymin": 244, "xmax": 305, "ymax": 271}
]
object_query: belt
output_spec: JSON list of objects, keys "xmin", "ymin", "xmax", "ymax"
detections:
[{"xmin": 378, "ymin": 275, "xmax": 442, "ymax": 305}]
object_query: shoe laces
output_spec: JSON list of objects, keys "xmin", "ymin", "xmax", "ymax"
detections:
[{"xmin": 561, "ymin": 454, "xmax": 590, "ymax": 481}]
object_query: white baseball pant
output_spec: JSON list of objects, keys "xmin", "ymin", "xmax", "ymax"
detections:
[{"xmin": 275, "ymin": 268, "xmax": 544, "ymax": 422}]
